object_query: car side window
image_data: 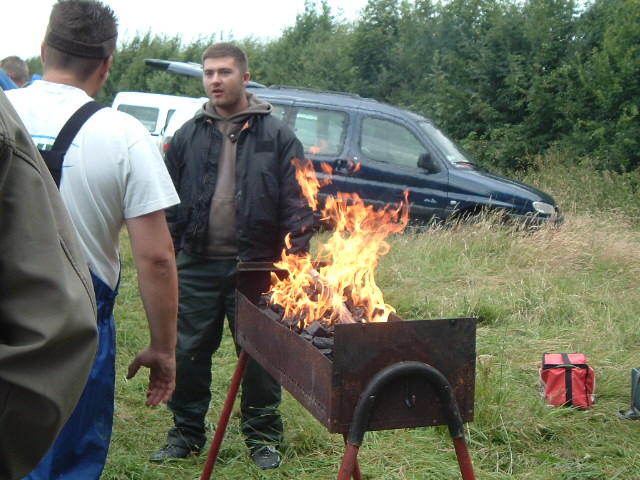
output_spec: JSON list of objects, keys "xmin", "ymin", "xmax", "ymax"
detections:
[
  {"xmin": 165, "ymin": 109, "xmax": 176, "ymax": 126},
  {"xmin": 271, "ymin": 105, "xmax": 289, "ymax": 122},
  {"xmin": 292, "ymin": 107, "xmax": 348, "ymax": 156},
  {"xmin": 116, "ymin": 104, "xmax": 159, "ymax": 133},
  {"xmin": 360, "ymin": 116, "xmax": 426, "ymax": 168},
  {"xmin": 161, "ymin": 109, "xmax": 177, "ymax": 135}
]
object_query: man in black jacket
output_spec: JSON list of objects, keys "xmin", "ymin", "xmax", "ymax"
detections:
[{"xmin": 151, "ymin": 43, "xmax": 314, "ymax": 469}]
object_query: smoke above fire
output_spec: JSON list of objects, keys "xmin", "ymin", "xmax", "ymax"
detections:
[{"xmin": 265, "ymin": 158, "xmax": 409, "ymax": 328}]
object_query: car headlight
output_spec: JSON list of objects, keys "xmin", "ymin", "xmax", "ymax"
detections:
[{"xmin": 533, "ymin": 201, "xmax": 555, "ymax": 215}]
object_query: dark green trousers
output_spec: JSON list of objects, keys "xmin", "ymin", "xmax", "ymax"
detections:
[{"xmin": 167, "ymin": 252, "xmax": 283, "ymax": 452}]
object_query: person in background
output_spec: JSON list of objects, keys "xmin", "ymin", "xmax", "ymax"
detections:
[
  {"xmin": 151, "ymin": 42, "xmax": 314, "ymax": 469},
  {"xmin": 6, "ymin": 1, "xmax": 180, "ymax": 478},
  {"xmin": 0, "ymin": 88, "xmax": 98, "ymax": 480},
  {"xmin": 0, "ymin": 69, "xmax": 18, "ymax": 90},
  {"xmin": 0, "ymin": 56, "xmax": 30, "ymax": 87}
]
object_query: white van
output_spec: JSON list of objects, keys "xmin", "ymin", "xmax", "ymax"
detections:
[
  {"xmin": 159, "ymin": 99, "xmax": 207, "ymax": 156},
  {"xmin": 112, "ymin": 92, "xmax": 206, "ymax": 151}
]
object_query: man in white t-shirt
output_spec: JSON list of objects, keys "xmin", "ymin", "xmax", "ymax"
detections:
[{"xmin": 6, "ymin": 1, "xmax": 179, "ymax": 478}]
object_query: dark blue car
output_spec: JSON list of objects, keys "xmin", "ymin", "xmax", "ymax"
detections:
[{"xmin": 247, "ymin": 85, "xmax": 561, "ymax": 226}]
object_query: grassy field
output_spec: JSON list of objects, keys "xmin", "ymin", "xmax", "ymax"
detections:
[{"xmin": 103, "ymin": 161, "xmax": 640, "ymax": 479}]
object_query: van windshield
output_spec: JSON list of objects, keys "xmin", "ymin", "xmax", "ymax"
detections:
[{"xmin": 417, "ymin": 120, "xmax": 480, "ymax": 168}]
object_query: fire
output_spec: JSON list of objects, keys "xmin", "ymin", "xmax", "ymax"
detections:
[
  {"xmin": 267, "ymin": 158, "xmax": 409, "ymax": 328},
  {"xmin": 293, "ymin": 158, "xmax": 332, "ymax": 211}
]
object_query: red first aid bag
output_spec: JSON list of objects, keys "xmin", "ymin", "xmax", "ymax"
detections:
[{"xmin": 540, "ymin": 353, "xmax": 595, "ymax": 409}]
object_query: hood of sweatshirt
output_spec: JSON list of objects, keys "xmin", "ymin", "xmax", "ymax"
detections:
[{"xmin": 202, "ymin": 90, "xmax": 272, "ymax": 123}]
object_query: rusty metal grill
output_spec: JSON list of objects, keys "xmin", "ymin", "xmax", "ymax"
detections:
[{"xmin": 235, "ymin": 262, "xmax": 476, "ymax": 434}]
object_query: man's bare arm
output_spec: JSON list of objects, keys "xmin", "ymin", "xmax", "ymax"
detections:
[{"xmin": 124, "ymin": 210, "xmax": 178, "ymax": 406}]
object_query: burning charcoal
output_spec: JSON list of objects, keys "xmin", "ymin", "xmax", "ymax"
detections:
[
  {"xmin": 258, "ymin": 294, "xmax": 272, "ymax": 308},
  {"xmin": 331, "ymin": 303, "xmax": 356, "ymax": 324},
  {"xmin": 260, "ymin": 306, "xmax": 285, "ymax": 324},
  {"xmin": 305, "ymin": 320, "xmax": 331, "ymax": 338},
  {"xmin": 311, "ymin": 336, "xmax": 334, "ymax": 350},
  {"xmin": 308, "ymin": 270, "xmax": 341, "ymax": 307},
  {"xmin": 300, "ymin": 331, "xmax": 314, "ymax": 342},
  {"xmin": 269, "ymin": 302, "xmax": 285, "ymax": 317},
  {"xmin": 343, "ymin": 287, "xmax": 355, "ymax": 310},
  {"xmin": 317, "ymin": 349, "xmax": 332, "ymax": 359},
  {"xmin": 351, "ymin": 306, "xmax": 366, "ymax": 321},
  {"xmin": 282, "ymin": 313, "xmax": 303, "ymax": 329},
  {"xmin": 302, "ymin": 285, "xmax": 317, "ymax": 298}
]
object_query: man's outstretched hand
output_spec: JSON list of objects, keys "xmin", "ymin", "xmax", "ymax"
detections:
[{"xmin": 127, "ymin": 346, "xmax": 176, "ymax": 406}]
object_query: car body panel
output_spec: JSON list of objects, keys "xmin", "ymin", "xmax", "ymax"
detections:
[{"xmin": 112, "ymin": 91, "xmax": 207, "ymax": 151}]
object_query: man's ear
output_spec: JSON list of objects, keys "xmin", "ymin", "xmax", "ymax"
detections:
[
  {"xmin": 100, "ymin": 56, "xmax": 113, "ymax": 80},
  {"xmin": 242, "ymin": 71, "xmax": 251, "ymax": 87}
]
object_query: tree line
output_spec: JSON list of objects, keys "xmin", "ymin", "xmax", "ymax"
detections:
[{"xmin": 27, "ymin": 0, "xmax": 639, "ymax": 174}]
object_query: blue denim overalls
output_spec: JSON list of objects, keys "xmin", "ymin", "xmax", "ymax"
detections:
[{"xmin": 24, "ymin": 272, "xmax": 118, "ymax": 480}]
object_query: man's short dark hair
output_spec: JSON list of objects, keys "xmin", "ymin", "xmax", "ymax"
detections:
[
  {"xmin": 0, "ymin": 56, "xmax": 29, "ymax": 85},
  {"xmin": 201, "ymin": 42, "xmax": 248, "ymax": 73},
  {"xmin": 44, "ymin": 0, "xmax": 118, "ymax": 80}
]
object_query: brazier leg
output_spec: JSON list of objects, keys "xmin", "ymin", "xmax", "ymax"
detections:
[{"xmin": 200, "ymin": 350, "xmax": 250, "ymax": 480}]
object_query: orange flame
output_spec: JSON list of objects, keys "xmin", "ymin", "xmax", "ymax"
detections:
[
  {"xmin": 267, "ymin": 159, "xmax": 409, "ymax": 328},
  {"xmin": 292, "ymin": 158, "xmax": 331, "ymax": 211}
]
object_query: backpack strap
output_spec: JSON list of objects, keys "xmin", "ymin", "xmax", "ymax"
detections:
[{"xmin": 40, "ymin": 100, "xmax": 105, "ymax": 188}]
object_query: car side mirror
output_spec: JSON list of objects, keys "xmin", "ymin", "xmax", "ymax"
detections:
[{"xmin": 418, "ymin": 152, "xmax": 439, "ymax": 173}]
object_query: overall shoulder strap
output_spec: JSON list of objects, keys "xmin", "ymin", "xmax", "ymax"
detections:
[
  {"xmin": 41, "ymin": 100, "xmax": 106, "ymax": 188},
  {"xmin": 51, "ymin": 101, "xmax": 105, "ymax": 154}
]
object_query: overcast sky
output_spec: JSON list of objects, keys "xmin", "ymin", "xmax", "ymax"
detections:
[{"xmin": 1, "ymin": 0, "xmax": 368, "ymax": 61}]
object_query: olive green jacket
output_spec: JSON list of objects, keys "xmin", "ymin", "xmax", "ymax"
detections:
[{"xmin": 0, "ymin": 89, "xmax": 98, "ymax": 479}]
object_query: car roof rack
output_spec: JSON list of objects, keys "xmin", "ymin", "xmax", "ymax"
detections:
[
  {"xmin": 145, "ymin": 58, "xmax": 201, "ymax": 77},
  {"xmin": 266, "ymin": 85, "xmax": 364, "ymax": 99}
]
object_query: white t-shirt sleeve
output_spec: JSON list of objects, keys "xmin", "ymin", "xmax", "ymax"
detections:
[{"xmin": 121, "ymin": 115, "xmax": 179, "ymax": 218}]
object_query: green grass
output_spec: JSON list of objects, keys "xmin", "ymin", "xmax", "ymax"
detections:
[{"xmin": 103, "ymin": 161, "xmax": 640, "ymax": 479}]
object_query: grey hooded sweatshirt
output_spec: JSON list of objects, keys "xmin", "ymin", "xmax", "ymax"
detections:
[{"xmin": 200, "ymin": 91, "xmax": 272, "ymax": 258}]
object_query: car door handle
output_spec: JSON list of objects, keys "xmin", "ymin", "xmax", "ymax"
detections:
[
  {"xmin": 333, "ymin": 158, "xmax": 361, "ymax": 174},
  {"xmin": 333, "ymin": 158, "xmax": 348, "ymax": 171}
]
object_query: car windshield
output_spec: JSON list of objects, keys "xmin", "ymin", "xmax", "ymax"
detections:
[{"xmin": 417, "ymin": 120, "xmax": 479, "ymax": 168}]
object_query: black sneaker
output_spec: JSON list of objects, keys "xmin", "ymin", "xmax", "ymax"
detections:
[
  {"xmin": 149, "ymin": 443, "xmax": 198, "ymax": 463},
  {"xmin": 250, "ymin": 445, "xmax": 281, "ymax": 470}
]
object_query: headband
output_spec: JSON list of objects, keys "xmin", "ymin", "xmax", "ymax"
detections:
[{"xmin": 46, "ymin": 30, "xmax": 116, "ymax": 59}]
